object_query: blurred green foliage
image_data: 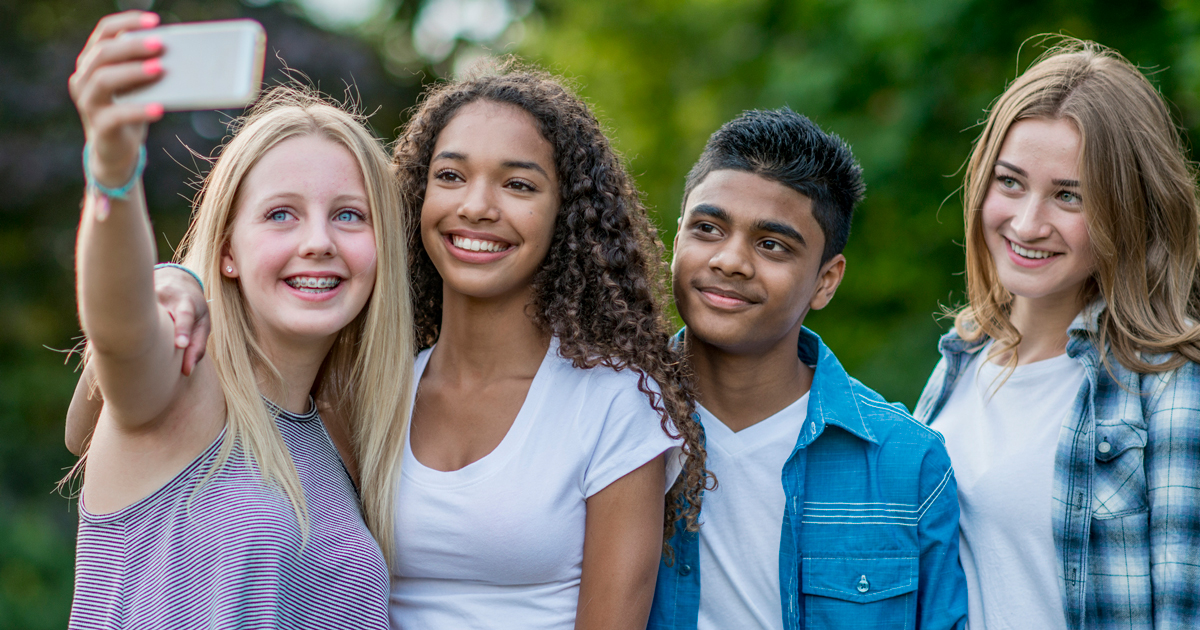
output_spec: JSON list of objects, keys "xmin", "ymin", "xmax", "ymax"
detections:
[{"xmin": 4, "ymin": 0, "xmax": 1200, "ymax": 626}]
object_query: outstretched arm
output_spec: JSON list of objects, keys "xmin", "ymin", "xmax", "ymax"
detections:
[
  {"xmin": 70, "ymin": 10, "xmax": 186, "ymax": 427},
  {"xmin": 65, "ymin": 265, "xmax": 210, "ymax": 455},
  {"xmin": 576, "ymin": 456, "xmax": 666, "ymax": 630}
]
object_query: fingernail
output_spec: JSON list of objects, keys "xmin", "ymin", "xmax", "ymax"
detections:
[
  {"xmin": 145, "ymin": 102, "xmax": 164, "ymax": 119},
  {"xmin": 143, "ymin": 58, "xmax": 162, "ymax": 75},
  {"xmin": 144, "ymin": 37, "xmax": 162, "ymax": 53},
  {"xmin": 140, "ymin": 13, "xmax": 160, "ymax": 28}
]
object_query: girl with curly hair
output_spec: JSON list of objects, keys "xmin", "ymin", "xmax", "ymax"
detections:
[
  {"xmin": 916, "ymin": 39, "xmax": 1200, "ymax": 629},
  {"xmin": 387, "ymin": 61, "xmax": 706, "ymax": 629}
]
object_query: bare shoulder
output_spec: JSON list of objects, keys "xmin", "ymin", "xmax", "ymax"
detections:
[{"xmin": 81, "ymin": 358, "xmax": 226, "ymax": 515}]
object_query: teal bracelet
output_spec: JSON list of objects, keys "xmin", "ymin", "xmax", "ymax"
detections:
[
  {"xmin": 154, "ymin": 263, "xmax": 205, "ymax": 294},
  {"xmin": 82, "ymin": 142, "xmax": 146, "ymax": 200}
]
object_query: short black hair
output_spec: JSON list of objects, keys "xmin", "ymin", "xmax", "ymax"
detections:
[{"xmin": 683, "ymin": 108, "xmax": 865, "ymax": 263}]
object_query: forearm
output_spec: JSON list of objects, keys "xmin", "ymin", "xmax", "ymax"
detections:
[
  {"xmin": 76, "ymin": 184, "xmax": 160, "ymax": 357},
  {"xmin": 66, "ymin": 365, "xmax": 102, "ymax": 455}
]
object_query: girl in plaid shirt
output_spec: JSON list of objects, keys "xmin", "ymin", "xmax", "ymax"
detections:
[{"xmin": 917, "ymin": 38, "xmax": 1200, "ymax": 629}]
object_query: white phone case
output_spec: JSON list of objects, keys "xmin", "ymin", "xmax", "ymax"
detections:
[{"xmin": 115, "ymin": 19, "xmax": 266, "ymax": 112}]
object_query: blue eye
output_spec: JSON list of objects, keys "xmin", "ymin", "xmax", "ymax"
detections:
[
  {"xmin": 334, "ymin": 209, "xmax": 362, "ymax": 222},
  {"xmin": 1059, "ymin": 190, "xmax": 1081, "ymax": 204},
  {"xmin": 267, "ymin": 209, "xmax": 292, "ymax": 221}
]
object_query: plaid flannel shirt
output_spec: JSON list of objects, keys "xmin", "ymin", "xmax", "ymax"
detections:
[{"xmin": 914, "ymin": 303, "xmax": 1200, "ymax": 629}]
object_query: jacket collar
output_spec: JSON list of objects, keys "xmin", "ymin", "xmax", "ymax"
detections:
[
  {"xmin": 798, "ymin": 326, "xmax": 879, "ymax": 445},
  {"xmin": 676, "ymin": 327, "xmax": 878, "ymax": 446}
]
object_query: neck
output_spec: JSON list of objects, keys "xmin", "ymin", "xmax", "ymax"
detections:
[
  {"xmin": 686, "ymin": 326, "xmax": 812, "ymax": 433},
  {"xmin": 1006, "ymin": 293, "xmax": 1086, "ymax": 365},
  {"xmin": 433, "ymin": 284, "xmax": 551, "ymax": 381},
  {"xmin": 256, "ymin": 332, "xmax": 337, "ymax": 414}
]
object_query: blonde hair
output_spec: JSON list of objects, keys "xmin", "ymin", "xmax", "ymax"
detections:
[
  {"xmin": 174, "ymin": 86, "xmax": 413, "ymax": 565},
  {"xmin": 956, "ymin": 37, "xmax": 1200, "ymax": 374}
]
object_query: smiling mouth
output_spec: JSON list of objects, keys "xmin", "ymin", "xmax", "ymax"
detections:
[
  {"xmin": 451, "ymin": 235, "xmax": 511, "ymax": 253},
  {"xmin": 285, "ymin": 276, "xmax": 342, "ymax": 293},
  {"xmin": 698, "ymin": 287, "xmax": 756, "ymax": 307},
  {"xmin": 1008, "ymin": 239, "xmax": 1058, "ymax": 260}
]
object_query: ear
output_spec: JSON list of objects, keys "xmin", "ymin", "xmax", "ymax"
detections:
[
  {"xmin": 220, "ymin": 241, "xmax": 238, "ymax": 278},
  {"xmin": 809, "ymin": 253, "xmax": 846, "ymax": 311}
]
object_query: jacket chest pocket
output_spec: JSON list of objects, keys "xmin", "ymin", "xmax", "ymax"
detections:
[
  {"xmin": 801, "ymin": 555, "xmax": 917, "ymax": 630},
  {"xmin": 1092, "ymin": 421, "xmax": 1148, "ymax": 518}
]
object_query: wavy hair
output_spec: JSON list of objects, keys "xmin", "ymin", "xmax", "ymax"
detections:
[
  {"xmin": 957, "ymin": 37, "xmax": 1200, "ymax": 374},
  {"xmin": 392, "ymin": 60, "xmax": 708, "ymax": 543},
  {"xmin": 173, "ymin": 86, "xmax": 414, "ymax": 566}
]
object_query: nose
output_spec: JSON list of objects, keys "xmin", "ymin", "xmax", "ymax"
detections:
[
  {"xmin": 1009, "ymin": 195, "xmax": 1054, "ymax": 242},
  {"xmin": 457, "ymin": 180, "xmax": 500, "ymax": 223},
  {"xmin": 709, "ymin": 238, "xmax": 754, "ymax": 278},
  {"xmin": 299, "ymin": 217, "xmax": 336, "ymax": 258}
]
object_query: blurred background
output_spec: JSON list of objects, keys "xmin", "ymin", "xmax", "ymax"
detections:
[{"xmin": 5, "ymin": 0, "xmax": 1200, "ymax": 625}]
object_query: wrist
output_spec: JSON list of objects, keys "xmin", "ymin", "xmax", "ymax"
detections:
[
  {"xmin": 154, "ymin": 263, "xmax": 205, "ymax": 294},
  {"xmin": 83, "ymin": 143, "xmax": 146, "ymax": 200}
]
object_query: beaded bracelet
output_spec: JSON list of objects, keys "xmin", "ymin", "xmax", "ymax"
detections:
[
  {"xmin": 82, "ymin": 142, "xmax": 146, "ymax": 200},
  {"xmin": 153, "ymin": 263, "xmax": 205, "ymax": 294}
]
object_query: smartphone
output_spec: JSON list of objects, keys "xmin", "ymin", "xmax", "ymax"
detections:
[{"xmin": 114, "ymin": 19, "xmax": 267, "ymax": 112}]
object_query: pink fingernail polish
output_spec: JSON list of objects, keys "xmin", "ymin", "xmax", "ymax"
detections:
[
  {"xmin": 143, "ymin": 58, "xmax": 162, "ymax": 75},
  {"xmin": 144, "ymin": 37, "xmax": 162, "ymax": 53},
  {"xmin": 140, "ymin": 13, "xmax": 160, "ymax": 28},
  {"xmin": 146, "ymin": 103, "xmax": 164, "ymax": 118}
]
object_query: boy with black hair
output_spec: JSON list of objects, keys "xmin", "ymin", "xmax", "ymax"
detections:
[{"xmin": 649, "ymin": 108, "xmax": 968, "ymax": 629}]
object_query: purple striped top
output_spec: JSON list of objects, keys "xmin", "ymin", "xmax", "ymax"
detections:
[{"xmin": 70, "ymin": 400, "xmax": 389, "ymax": 629}]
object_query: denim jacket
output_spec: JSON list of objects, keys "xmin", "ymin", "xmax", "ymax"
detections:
[
  {"xmin": 649, "ymin": 327, "xmax": 968, "ymax": 630},
  {"xmin": 915, "ymin": 304, "xmax": 1200, "ymax": 629}
]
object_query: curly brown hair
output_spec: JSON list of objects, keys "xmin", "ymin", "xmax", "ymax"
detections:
[{"xmin": 392, "ymin": 59, "xmax": 708, "ymax": 545}]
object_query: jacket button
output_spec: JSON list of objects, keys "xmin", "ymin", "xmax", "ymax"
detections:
[
  {"xmin": 1097, "ymin": 441, "xmax": 1111, "ymax": 454},
  {"xmin": 856, "ymin": 575, "xmax": 870, "ymax": 593},
  {"xmin": 679, "ymin": 564, "xmax": 692, "ymax": 576}
]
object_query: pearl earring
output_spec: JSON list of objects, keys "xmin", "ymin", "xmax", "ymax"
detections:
[{"xmin": 226, "ymin": 266, "xmax": 233, "ymax": 273}]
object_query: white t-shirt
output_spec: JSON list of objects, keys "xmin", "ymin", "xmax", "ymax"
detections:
[
  {"xmin": 389, "ymin": 340, "xmax": 681, "ymax": 630},
  {"xmin": 696, "ymin": 393, "xmax": 810, "ymax": 630},
  {"xmin": 930, "ymin": 347, "xmax": 1083, "ymax": 630}
]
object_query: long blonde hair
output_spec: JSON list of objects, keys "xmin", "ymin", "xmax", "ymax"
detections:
[
  {"xmin": 956, "ymin": 37, "xmax": 1200, "ymax": 373},
  {"xmin": 174, "ymin": 86, "xmax": 413, "ymax": 565}
]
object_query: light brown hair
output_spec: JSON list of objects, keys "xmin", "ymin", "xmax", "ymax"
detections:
[{"xmin": 957, "ymin": 37, "xmax": 1200, "ymax": 373}]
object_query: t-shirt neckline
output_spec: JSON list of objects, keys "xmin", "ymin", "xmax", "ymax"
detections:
[{"xmin": 403, "ymin": 339, "xmax": 557, "ymax": 488}]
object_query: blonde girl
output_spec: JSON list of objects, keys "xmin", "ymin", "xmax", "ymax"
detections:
[{"xmin": 66, "ymin": 11, "xmax": 411, "ymax": 629}]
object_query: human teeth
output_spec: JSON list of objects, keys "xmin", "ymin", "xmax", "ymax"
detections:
[
  {"xmin": 286, "ymin": 276, "xmax": 341, "ymax": 291},
  {"xmin": 1010, "ymin": 241, "xmax": 1054, "ymax": 259},
  {"xmin": 452, "ymin": 235, "xmax": 509, "ymax": 253}
]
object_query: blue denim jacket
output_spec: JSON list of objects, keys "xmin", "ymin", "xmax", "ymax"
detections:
[
  {"xmin": 649, "ymin": 327, "xmax": 968, "ymax": 630},
  {"xmin": 915, "ymin": 304, "xmax": 1200, "ymax": 629}
]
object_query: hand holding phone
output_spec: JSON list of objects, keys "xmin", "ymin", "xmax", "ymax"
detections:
[
  {"xmin": 114, "ymin": 19, "xmax": 266, "ymax": 112},
  {"xmin": 69, "ymin": 10, "xmax": 167, "ymax": 191}
]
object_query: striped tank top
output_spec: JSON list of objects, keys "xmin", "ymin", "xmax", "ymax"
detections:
[{"xmin": 70, "ymin": 400, "xmax": 389, "ymax": 629}]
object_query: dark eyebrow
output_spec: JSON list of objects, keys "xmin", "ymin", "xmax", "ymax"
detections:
[
  {"xmin": 690, "ymin": 204, "xmax": 807, "ymax": 247},
  {"xmin": 431, "ymin": 151, "xmax": 551, "ymax": 179},
  {"xmin": 994, "ymin": 160, "xmax": 1027, "ymax": 177},
  {"xmin": 689, "ymin": 204, "xmax": 731, "ymax": 223},
  {"xmin": 1052, "ymin": 178, "xmax": 1080, "ymax": 187},
  {"xmin": 502, "ymin": 160, "xmax": 550, "ymax": 179},
  {"xmin": 754, "ymin": 219, "xmax": 806, "ymax": 247}
]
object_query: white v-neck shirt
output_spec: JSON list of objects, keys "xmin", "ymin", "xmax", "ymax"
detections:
[
  {"xmin": 930, "ymin": 347, "xmax": 1082, "ymax": 630},
  {"xmin": 389, "ymin": 340, "xmax": 681, "ymax": 630},
  {"xmin": 696, "ymin": 393, "xmax": 810, "ymax": 630}
]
